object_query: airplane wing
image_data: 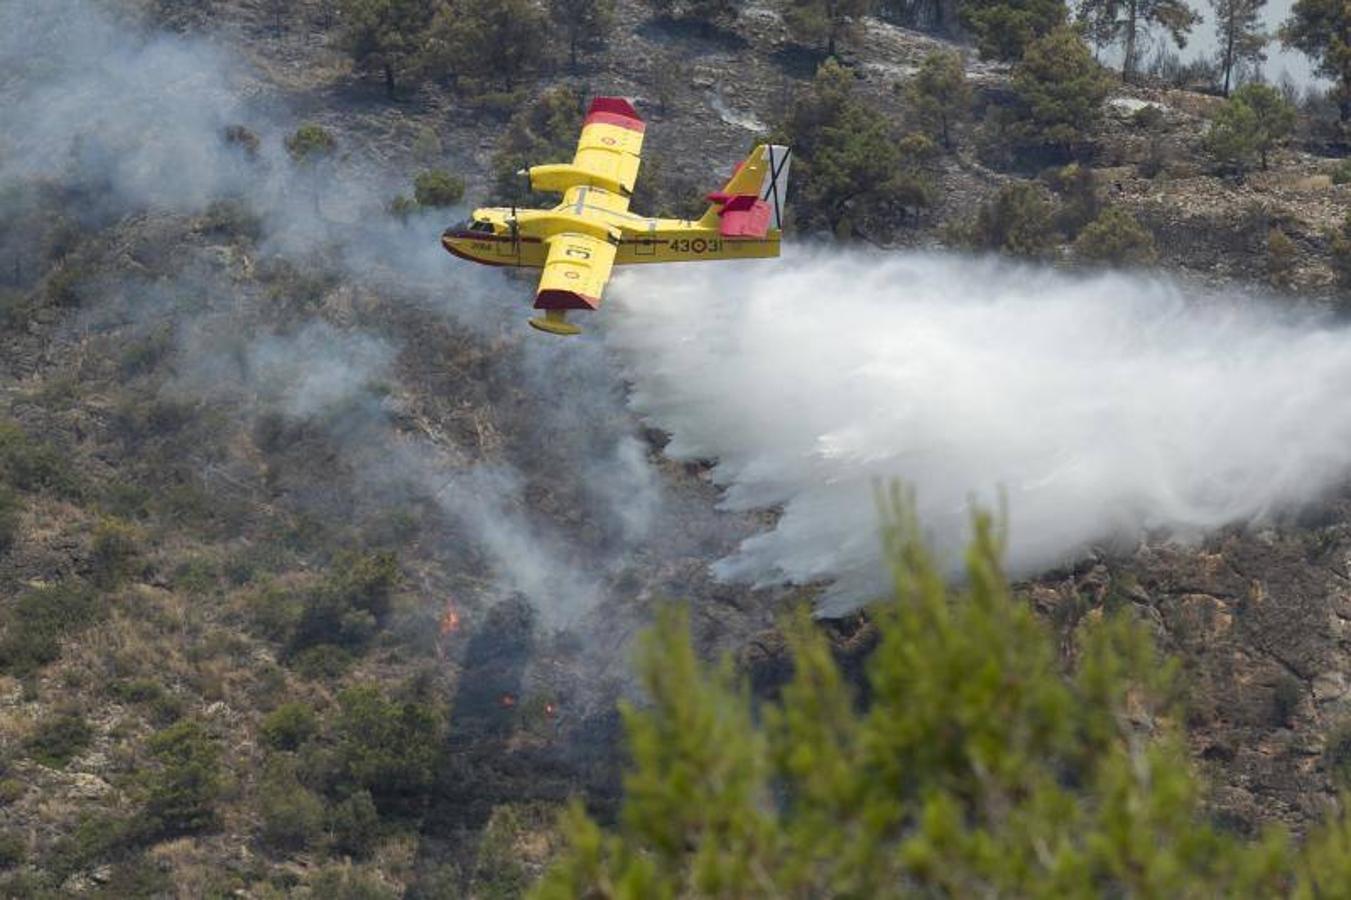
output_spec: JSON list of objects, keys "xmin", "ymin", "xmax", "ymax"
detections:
[
  {"xmin": 529, "ymin": 98, "xmax": 645, "ymax": 210},
  {"xmin": 530, "ymin": 232, "xmax": 617, "ymax": 334},
  {"xmin": 572, "ymin": 97, "xmax": 645, "ymax": 203}
]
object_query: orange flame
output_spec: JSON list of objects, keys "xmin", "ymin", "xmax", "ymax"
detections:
[
  {"xmin": 439, "ymin": 598, "xmax": 462, "ymax": 637},
  {"xmin": 499, "ymin": 692, "xmax": 517, "ymax": 709}
]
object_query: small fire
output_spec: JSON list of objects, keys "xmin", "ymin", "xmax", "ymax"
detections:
[
  {"xmin": 498, "ymin": 692, "xmax": 518, "ymax": 709},
  {"xmin": 438, "ymin": 598, "xmax": 461, "ymax": 637}
]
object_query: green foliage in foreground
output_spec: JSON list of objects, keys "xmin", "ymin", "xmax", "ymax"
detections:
[{"xmin": 536, "ymin": 494, "xmax": 1351, "ymax": 898}]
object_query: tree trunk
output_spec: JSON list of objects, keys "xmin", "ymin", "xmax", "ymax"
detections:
[
  {"xmin": 1222, "ymin": 24, "xmax": 1234, "ymax": 96},
  {"xmin": 384, "ymin": 63, "xmax": 395, "ymax": 98},
  {"xmin": 1123, "ymin": 0, "xmax": 1138, "ymax": 81}
]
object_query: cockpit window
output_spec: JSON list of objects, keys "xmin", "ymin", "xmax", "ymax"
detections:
[{"xmin": 470, "ymin": 220, "xmax": 495, "ymax": 233}]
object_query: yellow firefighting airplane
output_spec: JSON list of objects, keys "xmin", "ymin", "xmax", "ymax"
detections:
[{"xmin": 441, "ymin": 97, "xmax": 790, "ymax": 335}]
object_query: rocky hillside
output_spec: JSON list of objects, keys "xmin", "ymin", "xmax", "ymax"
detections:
[{"xmin": 2, "ymin": 0, "xmax": 1351, "ymax": 896}]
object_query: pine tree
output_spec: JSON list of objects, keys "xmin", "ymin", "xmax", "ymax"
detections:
[
  {"xmin": 1212, "ymin": 0, "xmax": 1268, "ymax": 94},
  {"xmin": 1077, "ymin": 0, "xmax": 1200, "ymax": 79},
  {"xmin": 549, "ymin": 0, "xmax": 616, "ymax": 71},
  {"xmin": 774, "ymin": 60, "xmax": 934, "ymax": 237},
  {"xmin": 337, "ymin": 0, "xmax": 434, "ymax": 97},
  {"xmin": 1281, "ymin": 0, "xmax": 1351, "ymax": 121},
  {"xmin": 906, "ymin": 49, "xmax": 972, "ymax": 149},
  {"xmin": 533, "ymin": 492, "xmax": 1321, "ymax": 897},
  {"xmin": 1008, "ymin": 27, "xmax": 1111, "ymax": 154},
  {"xmin": 1204, "ymin": 83, "xmax": 1296, "ymax": 171},
  {"xmin": 782, "ymin": 0, "xmax": 877, "ymax": 56},
  {"xmin": 959, "ymin": 0, "xmax": 1067, "ymax": 60},
  {"xmin": 425, "ymin": 0, "xmax": 549, "ymax": 92}
]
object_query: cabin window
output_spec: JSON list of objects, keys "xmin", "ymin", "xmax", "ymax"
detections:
[{"xmin": 470, "ymin": 221, "xmax": 495, "ymax": 233}]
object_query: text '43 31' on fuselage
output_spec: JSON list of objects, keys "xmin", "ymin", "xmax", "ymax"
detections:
[{"xmin": 441, "ymin": 96, "xmax": 790, "ymax": 336}]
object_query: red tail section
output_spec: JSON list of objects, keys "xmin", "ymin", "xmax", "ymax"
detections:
[{"xmin": 717, "ymin": 194, "xmax": 772, "ymax": 238}]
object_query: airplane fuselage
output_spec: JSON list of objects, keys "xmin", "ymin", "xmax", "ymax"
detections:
[{"xmin": 441, "ymin": 186, "xmax": 781, "ymax": 269}]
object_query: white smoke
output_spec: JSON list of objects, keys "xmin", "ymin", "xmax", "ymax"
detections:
[
  {"xmin": 605, "ymin": 249, "xmax": 1351, "ymax": 612},
  {"xmin": 0, "ymin": 0, "xmax": 666, "ymax": 628}
]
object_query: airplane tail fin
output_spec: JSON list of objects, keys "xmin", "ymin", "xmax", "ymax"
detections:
[{"xmin": 698, "ymin": 144, "xmax": 791, "ymax": 236}]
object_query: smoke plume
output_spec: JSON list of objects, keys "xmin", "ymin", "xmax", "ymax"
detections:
[{"xmin": 605, "ymin": 250, "xmax": 1351, "ymax": 612}]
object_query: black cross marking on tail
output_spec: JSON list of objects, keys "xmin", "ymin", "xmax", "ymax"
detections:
[{"xmin": 761, "ymin": 146, "xmax": 792, "ymax": 231}]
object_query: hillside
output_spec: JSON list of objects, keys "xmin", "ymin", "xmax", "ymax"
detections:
[{"xmin": 3, "ymin": 0, "xmax": 1351, "ymax": 895}]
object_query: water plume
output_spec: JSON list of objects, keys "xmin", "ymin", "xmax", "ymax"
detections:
[{"xmin": 606, "ymin": 249, "xmax": 1351, "ymax": 612}]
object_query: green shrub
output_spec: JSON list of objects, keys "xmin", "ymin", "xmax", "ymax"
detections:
[
  {"xmin": 292, "ymin": 644, "xmax": 354, "ymax": 680},
  {"xmin": 329, "ymin": 789, "xmax": 381, "ymax": 858},
  {"xmin": 223, "ymin": 124, "xmax": 260, "ymax": 158},
  {"xmin": 142, "ymin": 720, "xmax": 224, "ymax": 837},
  {"xmin": 0, "ymin": 419, "xmax": 79, "ymax": 496},
  {"xmin": 1072, "ymin": 207, "xmax": 1158, "ymax": 266},
  {"xmin": 198, "ymin": 198, "xmax": 263, "ymax": 240},
  {"xmin": 172, "ymin": 557, "xmax": 218, "ymax": 596},
  {"xmin": 0, "ymin": 485, "xmax": 20, "ymax": 555},
  {"xmin": 964, "ymin": 182, "xmax": 1057, "ymax": 258},
  {"xmin": 412, "ymin": 127, "xmax": 443, "ymax": 164},
  {"xmin": 388, "ymin": 194, "xmax": 418, "ymax": 221},
  {"xmin": 1326, "ymin": 718, "xmax": 1351, "ymax": 785},
  {"xmin": 25, "ymin": 711, "xmax": 94, "ymax": 768},
  {"xmin": 262, "ymin": 702, "xmax": 320, "ymax": 751},
  {"xmin": 107, "ymin": 679, "xmax": 183, "ymax": 724},
  {"xmin": 108, "ymin": 678, "xmax": 165, "ymax": 704},
  {"xmin": 0, "ymin": 581, "xmax": 99, "ymax": 676},
  {"xmin": 333, "ymin": 685, "xmax": 443, "ymax": 807},
  {"xmin": 90, "ymin": 517, "xmax": 140, "ymax": 588},
  {"xmin": 259, "ymin": 758, "xmax": 325, "ymax": 853},
  {"xmin": 285, "ymin": 123, "xmax": 337, "ymax": 166},
  {"xmin": 1268, "ymin": 227, "xmax": 1299, "ymax": 287},
  {"xmin": 1204, "ymin": 83, "xmax": 1296, "ymax": 173},
  {"xmin": 46, "ymin": 813, "xmax": 129, "ymax": 880},
  {"xmin": 413, "ymin": 170, "xmax": 465, "ymax": 208},
  {"xmin": 0, "ymin": 830, "xmax": 24, "ymax": 869},
  {"xmin": 472, "ymin": 803, "xmax": 559, "ymax": 899},
  {"xmin": 1132, "ymin": 104, "xmax": 1166, "ymax": 130},
  {"xmin": 1044, "ymin": 163, "xmax": 1100, "ymax": 238},
  {"xmin": 0, "ymin": 779, "xmax": 24, "ymax": 805},
  {"xmin": 288, "ymin": 551, "xmax": 400, "ymax": 655},
  {"xmin": 247, "ymin": 584, "xmax": 305, "ymax": 644},
  {"xmin": 1272, "ymin": 674, "xmax": 1303, "ymax": 726},
  {"xmin": 118, "ymin": 328, "xmax": 174, "ymax": 377},
  {"xmin": 1332, "ymin": 159, "xmax": 1351, "ymax": 185}
]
